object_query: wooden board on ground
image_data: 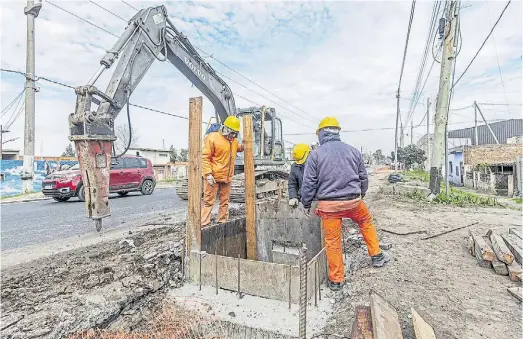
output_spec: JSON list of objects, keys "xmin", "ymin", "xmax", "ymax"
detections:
[
  {"xmin": 501, "ymin": 234, "xmax": 523, "ymax": 265},
  {"xmin": 370, "ymin": 291, "xmax": 404, "ymax": 339},
  {"xmin": 507, "ymin": 287, "xmax": 522, "ymax": 302},
  {"xmin": 473, "ymin": 233, "xmax": 495, "ymax": 261},
  {"xmin": 509, "ymin": 227, "xmax": 522, "ymax": 240},
  {"xmin": 351, "ymin": 305, "xmax": 374, "ymax": 339},
  {"xmin": 411, "ymin": 308, "xmax": 436, "ymax": 339},
  {"xmin": 487, "ymin": 230, "xmax": 514, "ymax": 264},
  {"xmin": 507, "ymin": 262, "xmax": 522, "ymax": 282},
  {"xmin": 484, "ymin": 236, "xmax": 509, "ymax": 275},
  {"xmin": 467, "ymin": 230, "xmax": 475, "ymax": 257}
]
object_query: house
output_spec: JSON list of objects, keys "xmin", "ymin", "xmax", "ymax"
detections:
[
  {"xmin": 125, "ymin": 147, "xmax": 171, "ymax": 166},
  {"xmin": 1, "ymin": 149, "xmax": 20, "ymax": 160},
  {"xmin": 458, "ymin": 144, "xmax": 523, "ymax": 196}
]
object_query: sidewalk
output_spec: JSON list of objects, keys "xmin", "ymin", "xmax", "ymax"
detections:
[{"xmin": 1, "ymin": 192, "xmax": 50, "ymax": 204}]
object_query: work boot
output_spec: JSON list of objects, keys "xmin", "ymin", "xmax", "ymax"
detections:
[
  {"xmin": 327, "ymin": 280, "xmax": 343, "ymax": 292},
  {"xmin": 371, "ymin": 251, "xmax": 391, "ymax": 267}
]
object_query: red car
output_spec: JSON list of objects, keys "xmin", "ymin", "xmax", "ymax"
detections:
[{"xmin": 42, "ymin": 155, "xmax": 156, "ymax": 202}]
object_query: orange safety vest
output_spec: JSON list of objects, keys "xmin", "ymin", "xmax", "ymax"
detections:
[{"xmin": 202, "ymin": 132, "xmax": 244, "ymax": 183}]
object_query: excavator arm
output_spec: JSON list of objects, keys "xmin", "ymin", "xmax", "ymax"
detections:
[{"xmin": 69, "ymin": 6, "xmax": 237, "ymax": 230}]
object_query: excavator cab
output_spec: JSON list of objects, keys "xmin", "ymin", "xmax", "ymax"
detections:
[{"xmin": 236, "ymin": 107, "xmax": 286, "ymax": 167}]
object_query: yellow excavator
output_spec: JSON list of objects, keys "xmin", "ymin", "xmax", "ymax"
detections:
[{"xmin": 68, "ymin": 5, "xmax": 289, "ymax": 231}]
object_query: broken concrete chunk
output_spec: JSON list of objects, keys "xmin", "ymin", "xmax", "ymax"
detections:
[
  {"xmin": 143, "ymin": 251, "xmax": 158, "ymax": 261},
  {"xmin": 119, "ymin": 239, "xmax": 136, "ymax": 249},
  {"xmin": 507, "ymin": 262, "xmax": 522, "ymax": 282},
  {"xmin": 379, "ymin": 242, "xmax": 393, "ymax": 250}
]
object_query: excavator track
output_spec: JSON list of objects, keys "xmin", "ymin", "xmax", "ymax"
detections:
[{"xmin": 175, "ymin": 170, "xmax": 289, "ymax": 203}]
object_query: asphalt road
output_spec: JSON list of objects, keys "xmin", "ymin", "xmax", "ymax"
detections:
[{"xmin": 1, "ymin": 188, "xmax": 187, "ymax": 250}]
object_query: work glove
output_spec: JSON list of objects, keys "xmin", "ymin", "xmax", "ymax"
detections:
[
  {"xmin": 206, "ymin": 174, "xmax": 216, "ymax": 186},
  {"xmin": 288, "ymin": 198, "xmax": 299, "ymax": 208}
]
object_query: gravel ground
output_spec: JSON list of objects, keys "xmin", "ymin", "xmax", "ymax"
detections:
[{"xmin": 323, "ymin": 174, "xmax": 522, "ymax": 339}]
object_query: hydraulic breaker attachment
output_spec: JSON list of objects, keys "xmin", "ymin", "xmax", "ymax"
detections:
[{"xmin": 69, "ymin": 86, "xmax": 117, "ymax": 231}]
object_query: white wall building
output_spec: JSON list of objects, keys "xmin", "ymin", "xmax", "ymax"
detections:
[{"xmin": 126, "ymin": 147, "xmax": 170, "ymax": 165}]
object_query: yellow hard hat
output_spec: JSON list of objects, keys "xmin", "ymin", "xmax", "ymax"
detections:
[
  {"xmin": 223, "ymin": 116, "xmax": 241, "ymax": 132},
  {"xmin": 317, "ymin": 117, "xmax": 341, "ymax": 134},
  {"xmin": 292, "ymin": 143, "xmax": 311, "ymax": 165}
]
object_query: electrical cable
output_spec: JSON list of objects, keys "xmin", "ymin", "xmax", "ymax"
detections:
[
  {"xmin": 397, "ymin": 0, "xmax": 417, "ymax": 92},
  {"xmin": 451, "ymin": 0, "xmax": 512, "ymax": 89},
  {"xmin": 88, "ymin": 0, "xmax": 127, "ymax": 21},
  {"xmin": 45, "ymin": 0, "xmax": 118, "ymax": 38},
  {"xmin": 485, "ymin": 0, "xmax": 511, "ymax": 118},
  {"xmin": 51, "ymin": 1, "xmax": 317, "ymax": 126},
  {"xmin": 121, "ymin": 0, "xmax": 138, "ymax": 11},
  {"xmin": 1, "ymin": 88, "xmax": 25, "ymax": 117}
]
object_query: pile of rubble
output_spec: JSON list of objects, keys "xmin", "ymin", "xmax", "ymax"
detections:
[{"xmin": 468, "ymin": 227, "xmax": 522, "ymax": 301}]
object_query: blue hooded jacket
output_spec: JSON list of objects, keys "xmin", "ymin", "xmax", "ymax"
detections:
[{"xmin": 300, "ymin": 129, "xmax": 368, "ymax": 208}]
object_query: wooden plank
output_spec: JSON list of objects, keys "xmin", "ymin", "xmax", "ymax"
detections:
[
  {"xmin": 243, "ymin": 115, "xmax": 256, "ymax": 260},
  {"xmin": 507, "ymin": 262, "xmax": 522, "ymax": 282},
  {"xmin": 487, "ymin": 231, "xmax": 514, "ymax": 264},
  {"xmin": 187, "ymin": 97, "xmax": 203, "ymax": 253},
  {"xmin": 484, "ymin": 237, "xmax": 509, "ymax": 275},
  {"xmin": 351, "ymin": 305, "xmax": 373, "ymax": 339},
  {"xmin": 507, "ymin": 287, "xmax": 522, "ymax": 302},
  {"xmin": 411, "ymin": 308, "xmax": 436, "ymax": 339},
  {"xmin": 370, "ymin": 291, "xmax": 403, "ymax": 339},
  {"xmin": 467, "ymin": 229, "xmax": 475, "ymax": 257},
  {"xmin": 501, "ymin": 234, "xmax": 523, "ymax": 265},
  {"xmin": 509, "ymin": 227, "xmax": 522, "ymax": 240},
  {"xmin": 473, "ymin": 233, "xmax": 495, "ymax": 261}
]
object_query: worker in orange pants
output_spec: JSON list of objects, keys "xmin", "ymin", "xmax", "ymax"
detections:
[
  {"xmin": 315, "ymin": 199, "xmax": 382, "ymax": 285},
  {"xmin": 201, "ymin": 116, "xmax": 243, "ymax": 226},
  {"xmin": 300, "ymin": 117, "xmax": 390, "ymax": 291}
]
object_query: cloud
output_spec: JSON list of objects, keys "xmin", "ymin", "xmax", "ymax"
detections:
[{"xmin": 0, "ymin": 0, "xmax": 521, "ymax": 157}]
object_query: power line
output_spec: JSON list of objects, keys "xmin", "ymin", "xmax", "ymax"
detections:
[
  {"xmin": 121, "ymin": 0, "xmax": 139, "ymax": 11},
  {"xmin": 1, "ymin": 88, "xmax": 25, "ymax": 117},
  {"xmin": 485, "ymin": 0, "xmax": 511, "ymax": 119},
  {"xmin": 397, "ymin": 0, "xmax": 417, "ymax": 92},
  {"xmin": 216, "ymin": 70, "xmax": 316, "ymax": 127},
  {"xmin": 46, "ymin": 2, "xmax": 316, "ymax": 126},
  {"xmin": 451, "ymin": 0, "xmax": 512, "ymax": 89},
  {"xmin": 89, "ymin": 0, "xmax": 127, "ymax": 22},
  {"xmin": 477, "ymin": 102, "xmax": 522, "ymax": 106},
  {"xmin": 194, "ymin": 46, "xmax": 318, "ymax": 122},
  {"xmin": 45, "ymin": 0, "xmax": 118, "ymax": 38}
]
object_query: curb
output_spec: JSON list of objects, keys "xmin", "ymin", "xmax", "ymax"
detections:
[{"xmin": 1, "ymin": 196, "xmax": 51, "ymax": 205}]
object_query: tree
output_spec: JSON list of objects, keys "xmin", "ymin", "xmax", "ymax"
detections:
[
  {"xmin": 169, "ymin": 145, "xmax": 178, "ymax": 163},
  {"xmin": 114, "ymin": 124, "xmax": 140, "ymax": 154},
  {"xmin": 373, "ymin": 149, "xmax": 384, "ymax": 164},
  {"xmin": 391, "ymin": 145, "xmax": 426, "ymax": 170},
  {"xmin": 61, "ymin": 143, "xmax": 76, "ymax": 157},
  {"xmin": 179, "ymin": 148, "xmax": 189, "ymax": 162}
]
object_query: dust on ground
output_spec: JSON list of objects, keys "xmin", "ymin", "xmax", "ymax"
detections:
[{"xmin": 324, "ymin": 173, "xmax": 522, "ymax": 339}]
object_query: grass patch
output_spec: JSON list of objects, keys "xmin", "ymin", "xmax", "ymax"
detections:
[
  {"xmin": 512, "ymin": 197, "xmax": 523, "ymax": 204},
  {"xmin": 159, "ymin": 178, "xmax": 177, "ymax": 183},
  {"xmin": 433, "ymin": 187, "xmax": 498, "ymax": 207},
  {"xmin": 403, "ymin": 169, "xmax": 430, "ymax": 182}
]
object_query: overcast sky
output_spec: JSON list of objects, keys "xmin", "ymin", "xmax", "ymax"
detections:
[{"xmin": 1, "ymin": 0, "xmax": 521, "ymax": 157}]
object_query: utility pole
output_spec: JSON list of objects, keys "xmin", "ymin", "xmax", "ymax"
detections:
[
  {"xmin": 394, "ymin": 92, "xmax": 400, "ymax": 170},
  {"xmin": 426, "ymin": 98, "xmax": 431, "ymax": 164},
  {"xmin": 21, "ymin": 0, "xmax": 42, "ymax": 194},
  {"xmin": 475, "ymin": 102, "xmax": 500, "ymax": 144},
  {"xmin": 474, "ymin": 101, "xmax": 478, "ymax": 145},
  {"xmin": 429, "ymin": 0, "xmax": 458, "ymax": 197}
]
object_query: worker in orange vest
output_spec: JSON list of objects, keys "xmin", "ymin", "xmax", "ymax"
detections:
[
  {"xmin": 300, "ymin": 117, "xmax": 391, "ymax": 291},
  {"xmin": 201, "ymin": 116, "xmax": 244, "ymax": 226}
]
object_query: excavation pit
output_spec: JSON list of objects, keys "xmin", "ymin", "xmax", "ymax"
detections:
[{"xmin": 188, "ymin": 200, "xmax": 327, "ymax": 304}]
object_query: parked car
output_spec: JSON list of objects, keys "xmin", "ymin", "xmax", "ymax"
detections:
[{"xmin": 42, "ymin": 155, "xmax": 156, "ymax": 202}]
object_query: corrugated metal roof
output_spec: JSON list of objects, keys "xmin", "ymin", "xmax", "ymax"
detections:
[{"xmin": 447, "ymin": 119, "xmax": 522, "ymax": 145}]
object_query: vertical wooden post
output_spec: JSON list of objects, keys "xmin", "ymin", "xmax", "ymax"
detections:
[
  {"xmin": 243, "ymin": 115, "xmax": 256, "ymax": 260},
  {"xmin": 187, "ymin": 97, "xmax": 203, "ymax": 254}
]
